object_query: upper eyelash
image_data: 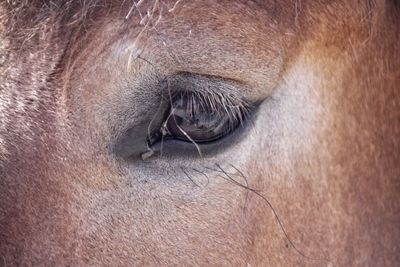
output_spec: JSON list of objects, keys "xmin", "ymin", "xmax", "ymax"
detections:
[
  {"xmin": 142, "ymin": 75, "xmax": 253, "ymax": 160},
  {"xmin": 172, "ymin": 89, "xmax": 251, "ymax": 126},
  {"xmin": 144, "ymin": 93, "xmax": 249, "ymax": 158}
]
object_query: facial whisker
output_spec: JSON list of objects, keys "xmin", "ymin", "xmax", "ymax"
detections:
[
  {"xmin": 210, "ymin": 163, "xmax": 327, "ymax": 261},
  {"xmin": 191, "ymin": 167, "xmax": 210, "ymax": 188},
  {"xmin": 180, "ymin": 166, "xmax": 200, "ymax": 187}
]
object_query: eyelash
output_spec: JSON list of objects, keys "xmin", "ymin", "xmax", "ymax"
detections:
[{"xmin": 142, "ymin": 88, "xmax": 251, "ymax": 159}]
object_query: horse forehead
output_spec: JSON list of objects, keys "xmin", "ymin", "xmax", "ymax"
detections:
[
  {"xmin": 81, "ymin": 3, "xmax": 293, "ymax": 95},
  {"xmin": 57, "ymin": 0, "xmax": 363, "ymax": 96}
]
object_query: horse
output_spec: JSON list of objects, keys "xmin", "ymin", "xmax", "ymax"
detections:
[{"xmin": 0, "ymin": 0, "xmax": 399, "ymax": 265}]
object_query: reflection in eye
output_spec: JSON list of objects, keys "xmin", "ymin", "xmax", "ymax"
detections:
[{"xmin": 147, "ymin": 90, "xmax": 250, "ymax": 153}]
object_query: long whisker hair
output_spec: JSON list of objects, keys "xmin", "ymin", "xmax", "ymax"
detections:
[{"xmin": 204, "ymin": 163, "xmax": 329, "ymax": 261}]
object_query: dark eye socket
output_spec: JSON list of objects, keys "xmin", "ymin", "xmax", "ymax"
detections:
[{"xmin": 148, "ymin": 91, "xmax": 248, "ymax": 146}]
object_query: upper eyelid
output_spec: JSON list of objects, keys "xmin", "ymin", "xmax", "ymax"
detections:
[
  {"xmin": 161, "ymin": 72, "xmax": 253, "ymax": 105},
  {"xmin": 161, "ymin": 73, "xmax": 255, "ymax": 126}
]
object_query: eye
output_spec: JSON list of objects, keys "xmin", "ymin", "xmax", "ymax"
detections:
[
  {"xmin": 147, "ymin": 90, "xmax": 249, "ymax": 148},
  {"xmin": 113, "ymin": 74, "xmax": 256, "ymax": 160}
]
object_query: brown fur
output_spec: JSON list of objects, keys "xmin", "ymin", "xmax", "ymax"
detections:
[{"xmin": 0, "ymin": 0, "xmax": 399, "ymax": 266}]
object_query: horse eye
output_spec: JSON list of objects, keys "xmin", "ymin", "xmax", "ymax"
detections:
[{"xmin": 149, "ymin": 91, "xmax": 246, "ymax": 146}]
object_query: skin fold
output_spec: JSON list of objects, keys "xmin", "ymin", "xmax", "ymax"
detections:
[{"xmin": 0, "ymin": 0, "xmax": 399, "ymax": 266}]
